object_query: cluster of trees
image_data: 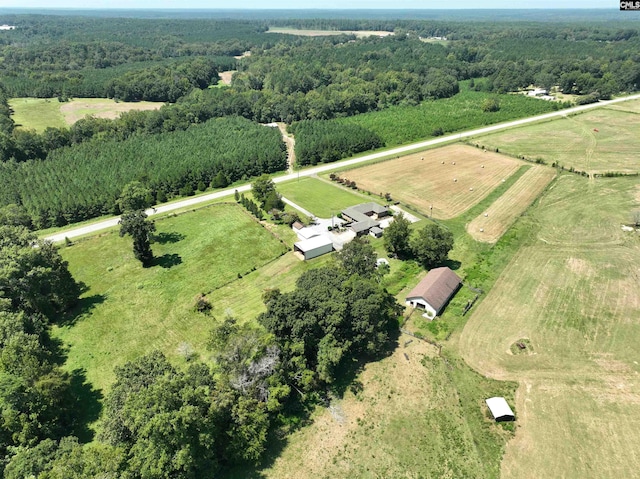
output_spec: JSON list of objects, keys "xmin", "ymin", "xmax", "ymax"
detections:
[
  {"xmin": 259, "ymin": 246, "xmax": 401, "ymax": 387},
  {"xmin": 384, "ymin": 213, "xmax": 455, "ymax": 269},
  {"xmin": 289, "ymin": 120, "xmax": 384, "ymax": 166},
  {"xmin": 0, "ymin": 15, "xmax": 280, "ymax": 99},
  {"xmin": 104, "ymin": 58, "xmax": 225, "ymax": 102},
  {"xmin": 0, "ymin": 221, "xmax": 84, "ymax": 476},
  {"xmin": 0, "ymin": 117, "xmax": 286, "ymax": 228},
  {"xmin": 238, "ymin": 193, "xmax": 265, "ymax": 221},
  {"xmin": 251, "ymin": 174, "xmax": 285, "ymax": 212}
]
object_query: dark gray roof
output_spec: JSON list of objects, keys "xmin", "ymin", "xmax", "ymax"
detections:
[
  {"xmin": 406, "ymin": 267, "xmax": 461, "ymax": 314},
  {"xmin": 342, "ymin": 202, "xmax": 389, "ymax": 223},
  {"xmin": 350, "ymin": 219, "xmax": 379, "ymax": 234}
]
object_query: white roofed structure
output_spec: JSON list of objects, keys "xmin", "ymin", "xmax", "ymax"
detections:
[
  {"xmin": 485, "ymin": 397, "xmax": 515, "ymax": 422},
  {"xmin": 294, "ymin": 235, "xmax": 333, "ymax": 260}
]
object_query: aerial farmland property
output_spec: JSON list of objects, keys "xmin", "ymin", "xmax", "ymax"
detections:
[{"xmin": 1, "ymin": 7, "xmax": 640, "ymax": 479}]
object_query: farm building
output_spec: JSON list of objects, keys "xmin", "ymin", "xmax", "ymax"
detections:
[
  {"xmin": 294, "ymin": 235, "xmax": 333, "ymax": 260},
  {"xmin": 405, "ymin": 267, "xmax": 462, "ymax": 319},
  {"xmin": 342, "ymin": 203, "xmax": 390, "ymax": 236},
  {"xmin": 485, "ymin": 397, "xmax": 515, "ymax": 422}
]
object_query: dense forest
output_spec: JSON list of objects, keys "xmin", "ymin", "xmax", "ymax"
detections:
[{"xmin": 0, "ymin": 116, "xmax": 286, "ymax": 228}]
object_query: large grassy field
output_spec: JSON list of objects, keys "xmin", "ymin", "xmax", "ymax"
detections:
[
  {"xmin": 342, "ymin": 144, "xmax": 522, "ymax": 219},
  {"xmin": 277, "ymin": 177, "xmax": 381, "ymax": 218},
  {"xmin": 10, "ymin": 97, "xmax": 164, "ymax": 132},
  {"xmin": 55, "ymin": 203, "xmax": 291, "ymax": 391},
  {"xmin": 471, "ymin": 101, "xmax": 640, "ymax": 174},
  {"xmin": 458, "ymin": 175, "xmax": 640, "ymax": 479},
  {"xmin": 9, "ymin": 97, "xmax": 67, "ymax": 131}
]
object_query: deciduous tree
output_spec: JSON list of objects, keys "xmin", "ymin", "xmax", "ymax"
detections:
[
  {"xmin": 119, "ymin": 210, "xmax": 156, "ymax": 267},
  {"xmin": 410, "ymin": 223, "xmax": 454, "ymax": 269},
  {"xmin": 383, "ymin": 212, "xmax": 412, "ymax": 258}
]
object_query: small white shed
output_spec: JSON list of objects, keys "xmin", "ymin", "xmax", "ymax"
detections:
[{"xmin": 485, "ymin": 397, "xmax": 515, "ymax": 422}]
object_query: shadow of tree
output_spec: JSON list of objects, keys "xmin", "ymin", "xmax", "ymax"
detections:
[
  {"xmin": 443, "ymin": 258, "xmax": 462, "ymax": 271},
  {"xmin": 68, "ymin": 368, "xmax": 103, "ymax": 443},
  {"xmin": 153, "ymin": 253, "xmax": 182, "ymax": 269},
  {"xmin": 57, "ymin": 293, "xmax": 106, "ymax": 327},
  {"xmin": 153, "ymin": 232, "xmax": 186, "ymax": 244}
]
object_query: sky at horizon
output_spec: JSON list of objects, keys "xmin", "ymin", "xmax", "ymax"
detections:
[{"xmin": 0, "ymin": 1, "xmax": 617, "ymax": 10}]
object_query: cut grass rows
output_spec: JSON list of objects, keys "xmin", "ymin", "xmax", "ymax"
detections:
[
  {"xmin": 471, "ymin": 100, "xmax": 640, "ymax": 174},
  {"xmin": 467, "ymin": 166, "xmax": 557, "ymax": 243},
  {"xmin": 342, "ymin": 144, "xmax": 522, "ymax": 219}
]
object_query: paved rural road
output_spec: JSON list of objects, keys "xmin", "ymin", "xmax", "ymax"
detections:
[{"xmin": 44, "ymin": 92, "xmax": 640, "ymax": 243}]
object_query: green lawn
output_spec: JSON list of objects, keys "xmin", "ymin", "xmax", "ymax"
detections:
[
  {"xmin": 9, "ymin": 97, "xmax": 67, "ymax": 131},
  {"xmin": 472, "ymin": 102, "xmax": 640, "ymax": 174},
  {"xmin": 55, "ymin": 203, "xmax": 291, "ymax": 391},
  {"xmin": 278, "ymin": 177, "xmax": 383, "ymax": 218}
]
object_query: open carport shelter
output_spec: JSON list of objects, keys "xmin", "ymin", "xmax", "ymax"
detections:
[
  {"xmin": 294, "ymin": 235, "xmax": 333, "ymax": 260},
  {"xmin": 485, "ymin": 397, "xmax": 515, "ymax": 422}
]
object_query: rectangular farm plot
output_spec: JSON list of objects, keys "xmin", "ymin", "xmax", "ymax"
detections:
[
  {"xmin": 467, "ymin": 166, "xmax": 556, "ymax": 243},
  {"xmin": 475, "ymin": 107, "xmax": 640, "ymax": 174},
  {"xmin": 343, "ymin": 144, "xmax": 521, "ymax": 219},
  {"xmin": 278, "ymin": 177, "xmax": 376, "ymax": 218}
]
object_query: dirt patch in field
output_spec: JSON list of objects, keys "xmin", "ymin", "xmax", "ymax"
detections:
[
  {"xmin": 467, "ymin": 166, "xmax": 556, "ymax": 243},
  {"xmin": 60, "ymin": 99, "xmax": 163, "ymax": 125},
  {"xmin": 218, "ymin": 70, "xmax": 235, "ymax": 85},
  {"xmin": 565, "ymin": 257, "xmax": 596, "ymax": 278},
  {"xmin": 346, "ymin": 144, "xmax": 521, "ymax": 219}
]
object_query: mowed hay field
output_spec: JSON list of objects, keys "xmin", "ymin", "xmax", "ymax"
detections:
[
  {"xmin": 467, "ymin": 165, "xmax": 556, "ymax": 243},
  {"xmin": 459, "ymin": 175, "xmax": 640, "ymax": 479},
  {"xmin": 253, "ymin": 339, "xmax": 515, "ymax": 479},
  {"xmin": 10, "ymin": 97, "xmax": 164, "ymax": 132},
  {"xmin": 473, "ymin": 101, "xmax": 640, "ymax": 174},
  {"xmin": 343, "ymin": 144, "xmax": 521, "ymax": 219},
  {"xmin": 55, "ymin": 203, "xmax": 291, "ymax": 391}
]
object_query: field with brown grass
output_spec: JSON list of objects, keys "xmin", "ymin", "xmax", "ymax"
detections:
[
  {"xmin": 60, "ymin": 98, "xmax": 163, "ymax": 124},
  {"xmin": 343, "ymin": 144, "xmax": 522, "ymax": 219},
  {"xmin": 255, "ymin": 338, "xmax": 515, "ymax": 479},
  {"xmin": 458, "ymin": 174, "xmax": 640, "ymax": 479},
  {"xmin": 467, "ymin": 166, "xmax": 556, "ymax": 243}
]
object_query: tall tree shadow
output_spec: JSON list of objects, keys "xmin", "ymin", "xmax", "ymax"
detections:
[
  {"xmin": 153, "ymin": 253, "xmax": 182, "ymax": 269},
  {"xmin": 57, "ymin": 293, "xmax": 107, "ymax": 326},
  {"xmin": 153, "ymin": 232, "xmax": 186, "ymax": 244},
  {"xmin": 68, "ymin": 368, "xmax": 103, "ymax": 443}
]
